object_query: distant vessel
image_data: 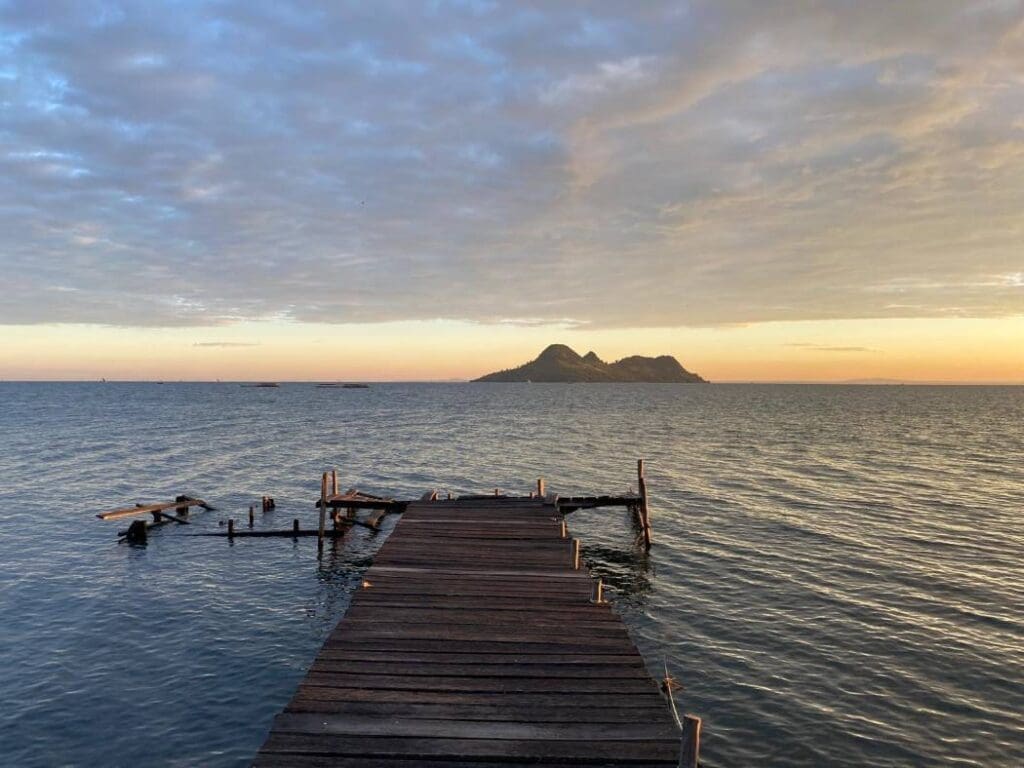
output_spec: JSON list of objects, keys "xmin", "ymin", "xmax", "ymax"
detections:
[
  {"xmin": 242, "ymin": 382, "xmax": 280, "ymax": 388},
  {"xmin": 316, "ymin": 382, "xmax": 370, "ymax": 389}
]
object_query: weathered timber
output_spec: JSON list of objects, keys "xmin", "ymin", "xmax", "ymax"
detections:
[
  {"xmin": 125, "ymin": 519, "xmax": 147, "ymax": 543},
  {"xmin": 199, "ymin": 528, "xmax": 353, "ymax": 539},
  {"xmin": 97, "ymin": 497, "xmax": 210, "ymax": 520},
  {"xmin": 255, "ymin": 496, "xmax": 683, "ymax": 766},
  {"xmin": 557, "ymin": 494, "xmax": 643, "ymax": 513},
  {"xmin": 637, "ymin": 459, "xmax": 653, "ymax": 549},
  {"xmin": 318, "ymin": 472, "xmax": 328, "ymax": 554},
  {"xmin": 320, "ymin": 492, "xmax": 400, "ymax": 511},
  {"xmin": 680, "ymin": 715, "xmax": 701, "ymax": 768}
]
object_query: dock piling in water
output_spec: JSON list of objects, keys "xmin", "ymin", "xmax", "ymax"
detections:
[
  {"xmin": 638, "ymin": 459, "xmax": 653, "ymax": 550},
  {"xmin": 125, "ymin": 519, "xmax": 147, "ymax": 543},
  {"xmin": 680, "ymin": 715, "xmax": 702, "ymax": 768},
  {"xmin": 317, "ymin": 472, "xmax": 327, "ymax": 554}
]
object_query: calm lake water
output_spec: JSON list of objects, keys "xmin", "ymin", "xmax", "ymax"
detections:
[{"xmin": 0, "ymin": 382, "xmax": 1022, "ymax": 767}]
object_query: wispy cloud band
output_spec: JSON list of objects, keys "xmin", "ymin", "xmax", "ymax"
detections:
[{"xmin": 1, "ymin": 1, "xmax": 1022, "ymax": 328}]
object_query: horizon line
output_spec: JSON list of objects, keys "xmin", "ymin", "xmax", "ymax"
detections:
[{"xmin": 2, "ymin": 379, "xmax": 1023, "ymax": 386}]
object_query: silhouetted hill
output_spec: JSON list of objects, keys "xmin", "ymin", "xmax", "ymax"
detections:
[{"xmin": 473, "ymin": 344, "xmax": 706, "ymax": 383}]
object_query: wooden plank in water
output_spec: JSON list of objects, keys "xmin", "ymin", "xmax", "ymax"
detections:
[
  {"xmin": 97, "ymin": 497, "xmax": 208, "ymax": 520},
  {"xmin": 255, "ymin": 497, "xmax": 679, "ymax": 766}
]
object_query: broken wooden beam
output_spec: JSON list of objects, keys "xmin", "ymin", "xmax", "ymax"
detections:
[
  {"xmin": 319, "ymin": 494, "xmax": 397, "ymax": 510},
  {"xmin": 556, "ymin": 494, "xmax": 644, "ymax": 513},
  {"xmin": 196, "ymin": 526, "xmax": 354, "ymax": 539},
  {"xmin": 97, "ymin": 497, "xmax": 211, "ymax": 520}
]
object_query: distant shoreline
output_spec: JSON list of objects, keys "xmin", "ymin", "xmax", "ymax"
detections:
[{"xmin": 1, "ymin": 380, "xmax": 1022, "ymax": 386}]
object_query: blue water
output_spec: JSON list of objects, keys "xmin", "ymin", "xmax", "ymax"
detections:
[{"xmin": 0, "ymin": 382, "xmax": 1022, "ymax": 766}]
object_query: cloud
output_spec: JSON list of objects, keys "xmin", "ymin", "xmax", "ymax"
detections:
[
  {"xmin": 785, "ymin": 343, "xmax": 877, "ymax": 353},
  {"xmin": 1, "ymin": 1, "xmax": 1022, "ymax": 329},
  {"xmin": 193, "ymin": 341, "xmax": 259, "ymax": 347}
]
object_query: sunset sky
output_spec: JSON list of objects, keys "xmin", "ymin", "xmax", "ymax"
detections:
[{"xmin": 1, "ymin": 1, "xmax": 1022, "ymax": 382}]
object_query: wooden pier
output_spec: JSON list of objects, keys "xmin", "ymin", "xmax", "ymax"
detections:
[{"xmin": 255, "ymin": 494, "xmax": 696, "ymax": 767}]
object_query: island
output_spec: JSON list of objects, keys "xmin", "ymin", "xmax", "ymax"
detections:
[{"xmin": 473, "ymin": 344, "xmax": 707, "ymax": 383}]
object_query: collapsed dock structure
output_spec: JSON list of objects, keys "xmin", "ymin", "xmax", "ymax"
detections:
[{"xmin": 93, "ymin": 464, "xmax": 700, "ymax": 765}]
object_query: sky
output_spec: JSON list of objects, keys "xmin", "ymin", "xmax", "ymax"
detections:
[{"xmin": 1, "ymin": 0, "xmax": 1022, "ymax": 382}]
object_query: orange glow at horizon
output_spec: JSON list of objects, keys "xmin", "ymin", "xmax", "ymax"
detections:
[{"xmin": 1, "ymin": 317, "xmax": 1022, "ymax": 383}]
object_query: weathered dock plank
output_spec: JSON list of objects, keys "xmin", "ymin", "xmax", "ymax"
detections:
[{"xmin": 255, "ymin": 497, "xmax": 680, "ymax": 766}]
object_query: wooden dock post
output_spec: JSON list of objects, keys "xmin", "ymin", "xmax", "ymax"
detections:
[
  {"xmin": 126, "ymin": 519, "xmax": 147, "ymax": 543},
  {"xmin": 591, "ymin": 577, "xmax": 605, "ymax": 604},
  {"xmin": 331, "ymin": 468, "xmax": 339, "ymax": 496},
  {"xmin": 637, "ymin": 459, "xmax": 653, "ymax": 550},
  {"xmin": 318, "ymin": 472, "xmax": 328, "ymax": 554},
  {"xmin": 174, "ymin": 494, "xmax": 190, "ymax": 518},
  {"xmin": 248, "ymin": 505, "xmax": 255, "ymax": 527},
  {"xmin": 571, "ymin": 538, "xmax": 581, "ymax": 569},
  {"xmin": 293, "ymin": 519, "xmax": 300, "ymax": 539},
  {"xmin": 227, "ymin": 518, "xmax": 235, "ymax": 539},
  {"xmin": 537, "ymin": 477, "xmax": 545, "ymax": 498},
  {"xmin": 560, "ymin": 519, "xmax": 568, "ymax": 538},
  {"xmin": 679, "ymin": 714, "xmax": 702, "ymax": 768}
]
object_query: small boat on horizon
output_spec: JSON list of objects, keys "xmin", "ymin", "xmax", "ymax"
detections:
[
  {"xmin": 241, "ymin": 382, "xmax": 280, "ymax": 388},
  {"xmin": 316, "ymin": 382, "xmax": 370, "ymax": 389}
]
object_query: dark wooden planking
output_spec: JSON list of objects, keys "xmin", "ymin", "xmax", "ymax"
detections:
[
  {"xmin": 291, "ymin": 686, "xmax": 671, "ymax": 707},
  {"xmin": 314, "ymin": 650, "xmax": 646, "ymax": 664},
  {"xmin": 255, "ymin": 497, "xmax": 679, "ymax": 766},
  {"xmin": 284, "ymin": 700, "xmax": 675, "ymax": 724},
  {"xmin": 322, "ymin": 638, "xmax": 642, "ymax": 655},
  {"xmin": 308, "ymin": 660, "xmax": 654, "ymax": 679},
  {"xmin": 350, "ymin": 596, "xmax": 597, "ymax": 609},
  {"xmin": 364, "ymin": 565, "xmax": 591, "ymax": 578},
  {"xmin": 335, "ymin": 618, "xmax": 631, "ymax": 635},
  {"xmin": 260, "ymin": 733, "xmax": 679, "ymax": 762},
  {"xmin": 325, "ymin": 628, "xmax": 634, "ymax": 645},
  {"xmin": 255, "ymin": 757, "xmax": 674, "ymax": 768},
  {"xmin": 272, "ymin": 713, "xmax": 680, "ymax": 741},
  {"xmin": 342, "ymin": 607, "xmax": 618, "ymax": 622},
  {"xmin": 301, "ymin": 673, "xmax": 659, "ymax": 694}
]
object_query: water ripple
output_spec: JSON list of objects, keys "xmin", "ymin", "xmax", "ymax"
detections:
[{"xmin": 0, "ymin": 383, "xmax": 1022, "ymax": 767}]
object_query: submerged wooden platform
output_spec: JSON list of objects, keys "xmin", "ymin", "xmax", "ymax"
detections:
[{"xmin": 254, "ymin": 496, "xmax": 685, "ymax": 766}]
